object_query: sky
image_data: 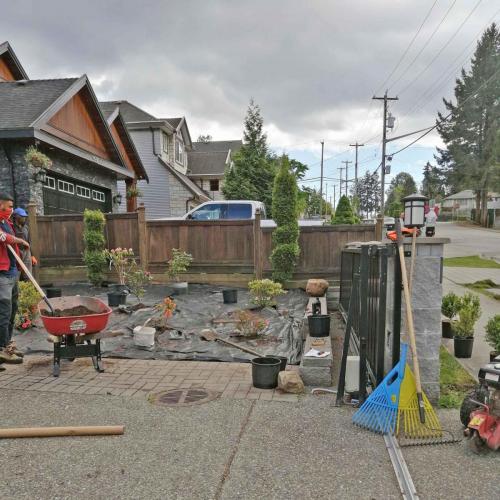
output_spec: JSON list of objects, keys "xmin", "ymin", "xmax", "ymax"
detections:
[{"xmin": 1, "ymin": 0, "xmax": 498, "ymax": 204}]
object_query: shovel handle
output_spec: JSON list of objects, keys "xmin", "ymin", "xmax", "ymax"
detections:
[
  {"xmin": 216, "ymin": 337, "xmax": 262, "ymax": 357},
  {"xmin": 6, "ymin": 244, "xmax": 54, "ymax": 315}
]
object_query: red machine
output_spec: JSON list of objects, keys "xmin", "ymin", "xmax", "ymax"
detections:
[
  {"xmin": 39, "ymin": 296, "xmax": 112, "ymax": 377},
  {"xmin": 461, "ymin": 360, "xmax": 500, "ymax": 453}
]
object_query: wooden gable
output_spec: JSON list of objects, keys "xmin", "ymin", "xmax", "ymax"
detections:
[
  {"xmin": 43, "ymin": 89, "xmax": 112, "ymax": 160},
  {"xmin": 110, "ymin": 121, "xmax": 134, "ymax": 172},
  {"xmin": 0, "ymin": 56, "xmax": 16, "ymax": 81}
]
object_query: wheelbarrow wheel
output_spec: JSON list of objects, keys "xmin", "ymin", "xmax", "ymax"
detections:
[{"xmin": 468, "ymin": 430, "xmax": 489, "ymax": 455}]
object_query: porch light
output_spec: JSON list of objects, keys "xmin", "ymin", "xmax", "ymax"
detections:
[
  {"xmin": 113, "ymin": 193, "xmax": 123, "ymax": 206},
  {"xmin": 33, "ymin": 168, "xmax": 47, "ymax": 184},
  {"xmin": 402, "ymin": 193, "xmax": 428, "ymax": 228}
]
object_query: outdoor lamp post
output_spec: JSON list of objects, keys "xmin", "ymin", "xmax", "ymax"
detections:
[
  {"xmin": 402, "ymin": 193, "xmax": 428, "ymax": 228},
  {"xmin": 113, "ymin": 193, "xmax": 123, "ymax": 206}
]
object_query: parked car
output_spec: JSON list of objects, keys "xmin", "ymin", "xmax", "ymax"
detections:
[
  {"xmin": 384, "ymin": 216, "xmax": 395, "ymax": 230},
  {"xmin": 184, "ymin": 200, "xmax": 266, "ymax": 220}
]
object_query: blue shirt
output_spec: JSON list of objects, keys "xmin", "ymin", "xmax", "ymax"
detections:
[{"xmin": 0, "ymin": 220, "xmax": 18, "ymax": 277}]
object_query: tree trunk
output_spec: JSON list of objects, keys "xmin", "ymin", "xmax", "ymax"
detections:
[
  {"xmin": 481, "ymin": 189, "xmax": 488, "ymax": 227},
  {"xmin": 475, "ymin": 192, "xmax": 481, "ymax": 224}
]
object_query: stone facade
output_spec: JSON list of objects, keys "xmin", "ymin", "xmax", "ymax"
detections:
[
  {"xmin": 169, "ymin": 175, "xmax": 197, "ymax": 216},
  {"xmin": 385, "ymin": 238, "xmax": 448, "ymax": 403},
  {"xmin": 0, "ymin": 141, "xmax": 119, "ymax": 214}
]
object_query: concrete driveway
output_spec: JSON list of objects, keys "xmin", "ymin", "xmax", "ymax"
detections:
[{"xmin": 436, "ymin": 222, "xmax": 500, "ymax": 259}]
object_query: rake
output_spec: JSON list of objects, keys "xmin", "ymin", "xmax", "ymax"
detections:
[{"xmin": 352, "ymin": 344, "xmax": 408, "ymax": 434}]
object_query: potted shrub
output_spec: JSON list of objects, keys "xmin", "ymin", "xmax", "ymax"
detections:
[
  {"xmin": 452, "ymin": 292, "xmax": 481, "ymax": 358},
  {"xmin": 167, "ymin": 249, "xmax": 193, "ymax": 294},
  {"xmin": 125, "ymin": 262, "xmax": 152, "ymax": 303},
  {"xmin": 441, "ymin": 292, "xmax": 461, "ymax": 338},
  {"xmin": 248, "ymin": 279, "xmax": 286, "ymax": 308},
  {"xmin": 126, "ymin": 186, "xmax": 143, "ymax": 199},
  {"xmin": 485, "ymin": 314, "xmax": 500, "ymax": 362}
]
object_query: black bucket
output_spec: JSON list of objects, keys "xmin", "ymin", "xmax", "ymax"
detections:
[
  {"xmin": 107, "ymin": 291, "xmax": 127, "ymax": 307},
  {"xmin": 308, "ymin": 314, "xmax": 330, "ymax": 337},
  {"xmin": 110, "ymin": 284, "xmax": 129, "ymax": 294},
  {"xmin": 454, "ymin": 337, "xmax": 474, "ymax": 358},
  {"xmin": 222, "ymin": 289, "xmax": 238, "ymax": 304},
  {"xmin": 266, "ymin": 355, "xmax": 287, "ymax": 371},
  {"xmin": 251, "ymin": 357, "xmax": 281, "ymax": 389},
  {"xmin": 45, "ymin": 288, "xmax": 62, "ymax": 298},
  {"xmin": 442, "ymin": 320, "xmax": 453, "ymax": 339}
]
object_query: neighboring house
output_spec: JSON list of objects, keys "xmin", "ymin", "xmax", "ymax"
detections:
[
  {"xmin": 187, "ymin": 140, "xmax": 242, "ymax": 200},
  {"xmin": 100, "ymin": 100, "xmax": 209, "ymax": 218},
  {"xmin": 0, "ymin": 41, "xmax": 28, "ymax": 82},
  {"xmin": 0, "ymin": 74, "xmax": 134, "ymax": 214},
  {"xmin": 442, "ymin": 189, "xmax": 500, "ymax": 217}
]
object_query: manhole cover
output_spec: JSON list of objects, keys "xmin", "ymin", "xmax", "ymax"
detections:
[{"xmin": 150, "ymin": 388, "xmax": 219, "ymax": 407}]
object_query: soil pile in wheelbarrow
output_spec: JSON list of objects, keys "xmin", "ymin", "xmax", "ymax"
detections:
[{"xmin": 44, "ymin": 305, "xmax": 97, "ymax": 317}]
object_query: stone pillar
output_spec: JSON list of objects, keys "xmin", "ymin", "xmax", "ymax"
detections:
[{"xmin": 385, "ymin": 237, "xmax": 449, "ymax": 403}]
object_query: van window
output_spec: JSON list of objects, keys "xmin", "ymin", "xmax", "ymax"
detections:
[
  {"xmin": 227, "ymin": 203, "xmax": 252, "ymax": 219},
  {"xmin": 190, "ymin": 204, "xmax": 225, "ymax": 220}
]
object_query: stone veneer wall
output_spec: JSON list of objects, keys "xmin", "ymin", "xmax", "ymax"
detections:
[
  {"xmin": 0, "ymin": 141, "xmax": 118, "ymax": 214},
  {"xmin": 385, "ymin": 238, "xmax": 447, "ymax": 403}
]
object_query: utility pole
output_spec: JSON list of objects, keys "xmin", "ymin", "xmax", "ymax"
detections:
[
  {"xmin": 349, "ymin": 142, "xmax": 365, "ymax": 188},
  {"xmin": 319, "ymin": 140, "xmax": 324, "ymax": 217},
  {"xmin": 333, "ymin": 185, "xmax": 336, "ymax": 210},
  {"xmin": 337, "ymin": 166, "xmax": 344, "ymax": 197},
  {"xmin": 324, "ymin": 183, "xmax": 328, "ymax": 217},
  {"xmin": 373, "ymin": 92, "xmax": 398, "ymax": 215},
  {"xmin": 342, "ymin": 160, "xmax": 352, "ymax": 196}
]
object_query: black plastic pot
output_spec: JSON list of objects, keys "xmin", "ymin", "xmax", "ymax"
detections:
[
  {"xmin": 110, "ymin": 284, "xmax": 129, "ymax": 293},
  {"xmin": 107, "ymin": 291, "xmax": 127, "ymax": 307},
  {"xmin": 222, "ymin": 289, "xmax": 238, "ymax": 304},
  {"xmin": 454, "ymin": 336, "xmax": 474, "ymax": 358},
  {"xmin": 266, "ymin": 355, "xmax": 287, "ymax": 371},
  {"xmin": 442, "ymin": 320, "xmax": 453, "ymax": 339},
  {"xmin": 45, "ymin": 288, "xmax": 62, "ymax": 298},
  {"xmin": 308, "ymin": 314, "xmax": 330, "ymax": 337},
  {"xmin": 251, "ymin": 357, "xmax": 281, "ymax": 389},
  {"xmin": 490, "ymin": 351, "xmax": 500, "ymax": 362}
]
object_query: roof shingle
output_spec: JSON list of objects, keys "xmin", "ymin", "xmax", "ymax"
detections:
[{"xmin": 99, "ymin": 100, "xmax": 157, "ymax": 123}]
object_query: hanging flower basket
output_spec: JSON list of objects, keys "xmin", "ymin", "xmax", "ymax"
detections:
[
  {"xmin": 126, "ymin": 186, "xmax": 143, "ymax": 199},
  {"xmin": 24, "ymin": 146, "xmax": 53, "ymax": 169}
]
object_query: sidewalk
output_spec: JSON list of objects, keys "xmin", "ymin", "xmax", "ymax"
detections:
[{"xmin": 443, "ymin": 268, "xmax": 500, "ymax": 377}]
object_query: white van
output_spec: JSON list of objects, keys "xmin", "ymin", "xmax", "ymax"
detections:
[{"xmin": 184, "ymin": 200, "xmax": 267, "ymax": 220}]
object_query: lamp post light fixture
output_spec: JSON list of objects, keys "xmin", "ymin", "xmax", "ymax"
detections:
[
  {"xmin": 402, "ymin": 193, "xmax": 428, "ymax": 228},
  {"xmin": 113, "ymin": 192, "xmax": 123, "ymax": 206}
]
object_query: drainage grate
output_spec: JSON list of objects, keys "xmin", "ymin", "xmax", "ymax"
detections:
[{"xmin": 150, "ymin": 388, "xmax": 219, "ymax": 407}]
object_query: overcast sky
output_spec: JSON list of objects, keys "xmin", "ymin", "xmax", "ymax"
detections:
[{"xmin": 1, "ymin": 0, "xmax": 498, "ymax": 197}]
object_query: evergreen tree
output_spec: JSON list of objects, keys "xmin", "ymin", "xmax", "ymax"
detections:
[
  {"xmin": 332, "ymin": 195, "xmax": 356, "ymax": 224},
  {"xmin": 270, "ymin": 156, "xmax": 300, "ymax": 283},
  {"xmin": 299, "ymin": 187, "xmax": 333, "ymax": 217},
  {"xmin": 385, "ymin": 172, "xmax": 417, "ymax": 216},
  {"xmin": 351, "ymin": 171, "xmax": 380, "ymax": 217},
  {"xmin": 435, "ymin": 23, "xmax": 500, "ymax": 225},
  {"xmin": 222, "ymin": 100, "xmax": 276, "ymax": 214},
  {"xmin": 421, "ymin": 162, "xmax": 445, "ymax": 200}
]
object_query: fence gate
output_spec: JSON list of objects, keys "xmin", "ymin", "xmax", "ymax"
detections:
[{"xmin": 339, "ymin": 242, "xmax": 401, "ymax": 401}]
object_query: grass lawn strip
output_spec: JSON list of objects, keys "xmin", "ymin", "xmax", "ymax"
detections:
[
  {"xmin": 443, "ymin": 255, "xmax": 500, "ymax": 268},
  {"xmin": 464, "ymin": 279, "xmax": 500, "ymax": 301}
]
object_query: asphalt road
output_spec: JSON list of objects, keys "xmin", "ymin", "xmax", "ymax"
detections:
[{"xmin": 436, "ymin": 222, "xmax": 500, "ymax": 259}]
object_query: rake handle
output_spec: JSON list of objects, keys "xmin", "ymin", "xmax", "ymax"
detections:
[{"xmin": 395, "ymin": 220, "xmax": 426, "ymax": 424}]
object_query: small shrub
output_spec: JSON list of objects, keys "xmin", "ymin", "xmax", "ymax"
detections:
[
  {"xmin": 167, "ymin": 249, "xmax": 193, "ymax": 282},
  {"xmin": 270, "ymin": 243, "xmax": 300, "ymax": 283},
  {"xmin": 459, "ymin": 292, "xmax": 481, "ymax": 323},
  {"xmin": 83, "ymin": 209, "xmax": 106, "ymax": 286},
  {"xmin": 157, "ymin": 297, "xmax": 176, "ymax": 320},
  {"xmin": 15, "ymin": 281, "xmax": 40, "ymax": 330},
  {"xmin": 332, "ymin": 196, "xmax": 356, "ymax": 224},
  {"xmin": 104, "ymin": 247, "xmax": 135, "ymax": 285},
  {"xmin": 125, "ymin": 262, "xmax": 152, "ymax": 301},
  {"xmin": 485, "ymin": 314, "xmax": 500, "ymax": 352},
  {"xmin": 234, "ymin": 310, "xmax": 269, "ymax": 337},
  {"xmin": 248, "ymin": 279, "xmax": 286, "ymax": 308},
  {"xmin": 441, "ymin": 292, "xmax": 461, "ymax": 320},
  {"xmin": 452, "ymin": 305, "xmax": 480, "ymax": 338}
]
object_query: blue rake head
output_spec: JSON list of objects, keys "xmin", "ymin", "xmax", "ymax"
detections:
[{"xmin": 352, "ymin": 343, "xmax": 408, "ymax": 435}]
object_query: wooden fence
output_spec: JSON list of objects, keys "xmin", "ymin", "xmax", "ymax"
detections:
[{"xmin": 28, "ymin": 204, "xmax": 376, "ymax": 284}]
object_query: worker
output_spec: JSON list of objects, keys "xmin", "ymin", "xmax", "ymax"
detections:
[
  {"xmin": 12, "ymin": 207, "xmax": 37, "ymax": 280},
  {"xmin": 0, "ymin": 192, "xmax": 30, "ymax": 365}
]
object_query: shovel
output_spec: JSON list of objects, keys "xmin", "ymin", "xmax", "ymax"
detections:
[
  {"xmin": 7, "ymin": 244, "xmax": 55, "ymax": 315},
  {"xmin": 199, "ymin": 329, "xmax": 262, "ymax": 357}
]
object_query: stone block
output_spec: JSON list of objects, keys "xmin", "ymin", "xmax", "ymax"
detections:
[
  {"xmin": 306, "ymin": 279, "xmax": 329, "ymax": 297},
  {"xmin": 301, "ymin": 335, "xmax": 332, "ymax": 367},
  {"xmin": 278, "ymin": 371, "xmax": 305, "ymax": 394},
  {"xmin": 299, "ymin": 365, "xmax": 333, "ymax": 386}
]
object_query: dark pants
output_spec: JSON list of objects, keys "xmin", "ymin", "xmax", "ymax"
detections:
[{"xmin": 0, "ymin": 274, "xmax": 18, "ymax": 348}]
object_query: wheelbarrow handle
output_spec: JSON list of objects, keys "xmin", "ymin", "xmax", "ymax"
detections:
[{"xmin": 6, "ymin": 244, "xmax": 55, "ymax": 315}]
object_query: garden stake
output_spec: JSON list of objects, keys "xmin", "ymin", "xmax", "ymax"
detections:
[{"xmin": 395, "ymin": 219, "xmax": 442, "ymax": 439}]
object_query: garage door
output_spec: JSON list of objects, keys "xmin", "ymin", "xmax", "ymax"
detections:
[{"xmin": 43, "ymin": 175, "xmax": 112, "ymax": 215}]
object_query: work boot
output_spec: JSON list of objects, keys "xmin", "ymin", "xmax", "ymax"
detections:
[
  {"xmin": 0, "ymin": 347, "xmax": 23, "ymax": 364},
  {"xmin": 6, "ymin": 340, "xmax": 24, "ymax": 358}
]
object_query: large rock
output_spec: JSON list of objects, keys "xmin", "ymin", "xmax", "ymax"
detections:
[
  {"xmin": 278, "ymin": 371, "xmax": 305, "ymax": 394},
  {"xmin": 306, "ymin": 279, "xmax": 329, "ymax": 297}
]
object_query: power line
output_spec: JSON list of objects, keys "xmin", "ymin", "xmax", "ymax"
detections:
[{"xmin": 375, "ymin": 0, "xmax": 440, "ymax": 94}]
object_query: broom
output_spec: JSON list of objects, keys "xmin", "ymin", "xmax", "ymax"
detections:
[
  {"xmin": 394, "ymin": 219, "xmax": 442, "ymax": 439},
  {"xmin": 352, "ymin": 343, "xmax": 408, "ymax": 434}
]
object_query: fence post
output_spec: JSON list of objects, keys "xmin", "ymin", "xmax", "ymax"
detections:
[
  {"xmin": 27, "ymin": 201, "xmax": 40, "ymax": 281},
  {"xmin": 253, "ymin": 209, "xmax": 263, "ymax": 279},
  {"xmin": 137, "ymin": 204, "xmax": 148, "ymax": 270},
  {"xmin": 375, "ymin": 217, "xmax": 383, "ymax": 241}
]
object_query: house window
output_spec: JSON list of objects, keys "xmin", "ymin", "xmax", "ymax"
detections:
[
  {"xmin": 92, "ymin": 190, "xmax": 105, "ymax": 202},
  {"xmin": 162, "ymin": 132, "xmax": 169, "ymax": 153},
  {"xmin": 210, "ymin": 179, "xmax": 219, "ymax": 192},
  {"xmin": 176, "ymin": 139, "xmax": 184, "ymax": 164},
  {"xmin": 58, "ymin": 179, "xmax": 74, "ymax": 194},
  {"xmin": 76, "ymin": 185, "xmax": 91, "ymax": 199},
  {"xmin": 44, "ymin": 176, "xmax": 56, "ymax": 190}
]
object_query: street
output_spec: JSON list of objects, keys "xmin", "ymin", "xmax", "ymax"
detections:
[{"xmin": 436, "ymin": 222, "xmax": 500, "ymax": 259}]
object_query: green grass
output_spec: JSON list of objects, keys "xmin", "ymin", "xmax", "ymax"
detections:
[
  {"xmin": 439, "ymin": 346, "xmax": 476, "ymax": 408},
  {"xmin": 444, "ymin": 255, "xmax": 500, "ymax": 268},
  {"xmin": 464, "ymin": 279, "xmax": 500, "ymax": 301}
]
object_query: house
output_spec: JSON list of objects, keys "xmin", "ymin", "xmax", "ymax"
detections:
[
  {"xmin": 100, "ymin": 101, "xmax": 209, "ymax": 218},
  {"xmin": 187, "ymin": 140, "xmax": 242, "ymax": 200},
  {"xmin": 0, "ymin": 41, "xmax": 28, "ymax": 82},
  {"xmin": 0, "ymin": 75, "xmax": 136, "ymax": 214},
  {"xmin": 442, "ymin": 189, "xmax": 500, "ymax": 217}
]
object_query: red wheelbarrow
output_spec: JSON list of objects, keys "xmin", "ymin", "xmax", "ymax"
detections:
[{"xmin": 39, "ymin": 296, "xmax": 112, "ymax": 377}]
